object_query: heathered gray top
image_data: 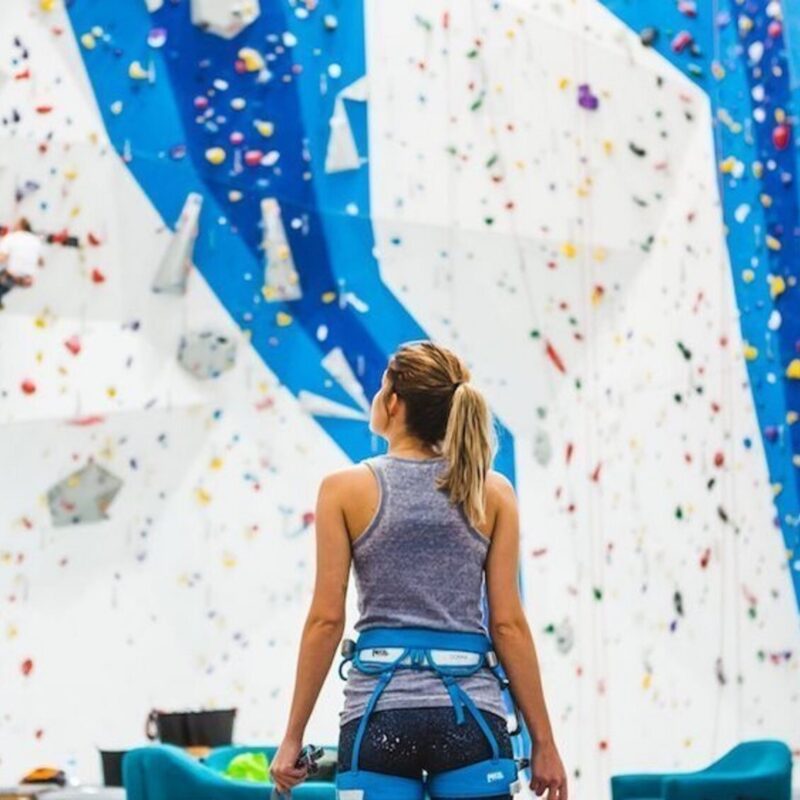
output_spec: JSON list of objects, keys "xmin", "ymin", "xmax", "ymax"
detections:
[{"xmin": 339, "ymin": 453, "xmax": 509, "ymax": 727}]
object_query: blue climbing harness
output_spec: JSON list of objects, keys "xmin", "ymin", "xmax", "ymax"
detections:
[{"xmin": 336, "ymin": 627, "xmax": 525, "ymax": 799}]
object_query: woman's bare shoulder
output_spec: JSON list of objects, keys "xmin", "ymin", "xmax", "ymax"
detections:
[
  {"xmin": 320, "ymin": 463, "xmax": 374, "ymax": 497},
  {"xmin": 486, "ymin": 470, "xmax": 517, "ymax": 504}
]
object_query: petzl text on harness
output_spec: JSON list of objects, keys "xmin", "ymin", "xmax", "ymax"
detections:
[{"xmin": 336, "ymin": 627, "xmax": 526, "ymax": 799}]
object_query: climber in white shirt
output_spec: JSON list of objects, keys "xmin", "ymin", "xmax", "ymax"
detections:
[{"xmin": 0, "ymin": 217, "xmax": 45, "ymax": 308}]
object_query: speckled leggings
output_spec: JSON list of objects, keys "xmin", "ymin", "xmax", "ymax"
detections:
[{"xmin": 337, "ymin": 706, "xmax": 515, "ymax": 799}]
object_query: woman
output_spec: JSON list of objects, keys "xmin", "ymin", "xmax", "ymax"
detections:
[{"xmin": 270, "ymin": 341, "xmax": 568, "ymax": 799}]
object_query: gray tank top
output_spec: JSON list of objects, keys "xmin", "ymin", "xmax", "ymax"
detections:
[{"xmin": 339, "ymin": 454, "xmax": 509, "ymax": 727}]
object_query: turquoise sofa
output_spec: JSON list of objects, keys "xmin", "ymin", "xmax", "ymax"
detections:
[
  {"xmin": 122, "ymin": 743, "xmax": 338, "ymax": 800},
  {"xmin": 610, "ymin": 739, "xmax": 792, "ymax": 800}
]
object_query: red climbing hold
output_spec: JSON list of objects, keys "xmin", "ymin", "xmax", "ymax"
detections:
[
  {"xmin": 545, "ymin": 339, "xmax": 566, "ymax": 373},
  {"xmin": 64, "ymin": 335, "xmax": 82, "ymax": 356},
  {"xmin": 21, "ymin": 379, "xmax": 36, "ymax": 395},
  {"xmin": 768, "ymin": 20, "xmax": 782, "ymax": 37},
  {"xmin": 91, "ymin": 268, "xmax": 106, "ymax": 283},
  {"xmin": 21, "ymin": 658, "xmax": 34, "ymax": 676},
  {"xmin": 671, "ymin": 31, "xmax": 693, "ymax": 53},
  {"xmin": 773, "ymin": 123, "xmax": 790, "ymax": 151}
]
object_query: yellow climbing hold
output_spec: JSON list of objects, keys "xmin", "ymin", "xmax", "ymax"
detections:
[
  {"xmin": 210, "ymin": 457, "xmax": 224, "ymax": 470},
  {"xmin": 711, "ymin": 61, "xmax": 725, "ymax": 80},
  {"xmin": 768, "ymin": 274, "xmax": 785, "ymax": 298},
  {"xmin": 766, "ymin": 235, "xmax": 781, "ymax": 251},
  {"xmin": 787, "ymin": 411, "xmax": 798, "ymax": 425},
  {"xmin": 238, "ymin": 47, "xmax": 264, "ymax": 72},
  {"xmin": 222, "ymin": 552, "xmax": 237, "ymax": 568},
  {"xmin": 254, "ymin": 119, "xmax": 275, "ymax": 137},
  {"xmin": 128, "ymin": 60, "xmax": 149, "ymax": 80},
  {"xmin": 603, "ymin": 140, "xmax": 613, "ymax": 155},
  {"xmin": 229, "ymin": 190, "xmax": 243, "ymax": 202},
  {"xmin": 752, "ymin": 161, "xmax": 764, "ymax": 178},
  {"xmin": 80, "ymin": 32, "xmax": 96, "ymax": 49},
  {"xmin": 742, "ymin": 268, "xmax": 755, "ymax": 283},
  {"xmin": 205, "ymin": 147, "xmax": 226, "ymax": 165},
  {"xmin": 40, "ymin": 0, "xmax": 55, "ymax": 10},
  {"xmin": 719, "ymin": 156, "xmax": 739, "ymax": 174},
  {"xmin": 321, "ymin": 291, "xmax": 337, "ymax": 304},
  {"xmin": 195, "ymin": 487, "xmax": 212, "ymax": 506},
  {"xmin": 786, "ymin": 360, "xmax": 800, "ymax": 380},
  {"xmin": 276, "ymin": 311, "xmax": 293, "ymax": 327},
  {"xmin": 262, "ymin": 285, "xmax": 277, "ymax": 301},
  {"xmin": 743, "ymin": 343, "xmax": 758, "ymax": 361},
  {"xmin": 561, "ymin": 242, "xmax": 577, "ymax": 258},
  {"xmin": 771, "ymin": 482, "xmax": 783, "ymax": 497}
]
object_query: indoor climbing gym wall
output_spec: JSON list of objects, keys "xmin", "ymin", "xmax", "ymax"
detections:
[{"xmin": 0, "ymin": 0, "xmax": 798, "ymax": 798}]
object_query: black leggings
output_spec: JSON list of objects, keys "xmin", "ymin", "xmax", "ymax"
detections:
[{"xmin": 338, "ymin": 706, "xmax": 515, "ymax": 799}]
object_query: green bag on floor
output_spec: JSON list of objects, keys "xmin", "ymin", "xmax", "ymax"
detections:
[{"xmin": 223, "ymin": 751, "xmax": 271, "ymax": 783}]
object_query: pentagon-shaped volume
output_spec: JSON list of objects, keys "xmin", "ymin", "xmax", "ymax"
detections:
[
  {"xmin": 47, "ymin": 461, "xmax": 123, "ymax": 527},
  {"xmin": 177, "ymin": 329, "xmax": 238, "ymax": 380}
]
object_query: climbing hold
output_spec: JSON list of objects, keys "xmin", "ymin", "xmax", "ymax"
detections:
[
  {"xmin": 244, "ymin": 149, "xmax": 263, "ymax": 167},
  {"xmin": 768, "ymin": 274, "xmax": 786, "ymax": 298},
  {"xmin": 128, "ymin": 60, "xmax": 150, "ymax": 80},
  {"xmin": 577, "ymin": 83, "xmax": 598, "ymax": 110},
  {"xmin": 254, "ymin": 119, "xmax": 274, "ymax": 137},
  {"xmin": 772, "ymin": 123, "xmax": 790, "ymax": 150},
  {"xmin": 237, "ymin": 47, "xmax": 264, "ymax": 72},
  {"xmin": 639, "ymin": 27, "xmax": 658, "ymax": 46},
  {"xmin": 147, "ymin": 27, "xmax": 168, "ymax": 48},
  {"xmin": 743, "ymin": 343, "xmax": 758, "ymax": 361},
  {"xmin": 786, "ymin": 360, "xmax": 800, "ymax": 380},
  {"xmin": 205, "ymin": 146, "xmax": 226, "ymax": 165},
  {"xmin": 671, "ymin": 31, "xmax": 693, "ymax": 53}
]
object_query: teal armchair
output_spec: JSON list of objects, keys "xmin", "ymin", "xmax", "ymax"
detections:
[
  {"xmin": 122, "ymin": 743, "xmax": 338, "ymax": 800},
  {"xmin": 610, "ymin": 739, "xmax": 792, "ymax": 800}
]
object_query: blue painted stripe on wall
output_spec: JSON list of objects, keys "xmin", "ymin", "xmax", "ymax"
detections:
[
  {"xmin": 64, "ymin": 0, "xmax": 516, "ymax": 478},
  {"xmin": 599, "ymin": 0, "xmax": 800, "ymax": 615}
]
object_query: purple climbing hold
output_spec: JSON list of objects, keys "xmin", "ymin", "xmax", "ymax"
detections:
[
  {"xmin": 763, "ymin": 425, "xmax": 779, "ymax": 443},
  {"xmin": 578, "ymin": 83, "xmax": 599, "ymax": 110}
]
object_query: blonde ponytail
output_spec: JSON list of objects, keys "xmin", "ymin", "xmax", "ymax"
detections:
[{"xmin": 435, "ymin": 382, "xmax": 498, "ymax": 529}]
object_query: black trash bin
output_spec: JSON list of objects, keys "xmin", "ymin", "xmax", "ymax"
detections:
[
  {"xmin": 99, "ymin": 750, "xmax": 127, "ymax": 787},
  {"xmin": 145, "ymin": 708, "xmax": 237, "ymax": 747}
]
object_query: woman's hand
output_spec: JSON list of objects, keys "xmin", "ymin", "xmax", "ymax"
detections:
[
  {"xmin": 269, "ymin": 737, "xmax": 308, "ymax": 795},
  {"xmin": 529, "ymin": 739, "xmax": 568, "ymax": 798}
]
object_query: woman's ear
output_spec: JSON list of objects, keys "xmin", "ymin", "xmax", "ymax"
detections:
[{"xmin": 386, "ymin": 390, "xmax": 398, "ymax": 419}]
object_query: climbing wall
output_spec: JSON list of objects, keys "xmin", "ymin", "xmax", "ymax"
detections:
[{"xmin": 0, "ymin": 0, "xmax": 798, "ymax": 797}]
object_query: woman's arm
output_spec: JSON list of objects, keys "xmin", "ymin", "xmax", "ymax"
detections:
[
  {"xmin": 485, "ymin": 474, "xmax": 568, "ymax": 797},
  {"xmin": 281, "ymin": 473, "xmax": 352, "ymax": 742},
  {"xmin": 485, "ymin": 473, "xmax": 554, "ymax": 746}
]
